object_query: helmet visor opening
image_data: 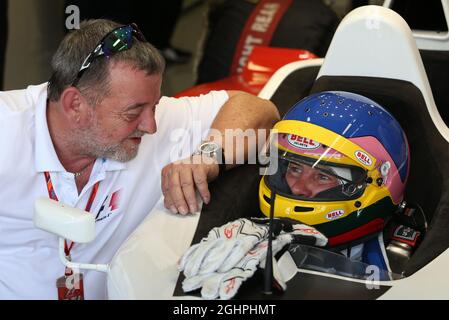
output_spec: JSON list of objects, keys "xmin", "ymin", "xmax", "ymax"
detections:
[{"xmin": 265, "ymin": 133, "xmax": 368, "ymax": 202}]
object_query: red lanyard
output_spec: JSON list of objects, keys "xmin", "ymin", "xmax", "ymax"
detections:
[{"xmin": 44, "ymin": 171, "xmax": 100, "ymax": 257}]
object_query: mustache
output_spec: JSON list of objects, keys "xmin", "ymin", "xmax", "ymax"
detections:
[{"xmin": 128, "ymin": 131, "xmax": 146, "ymax": 138}]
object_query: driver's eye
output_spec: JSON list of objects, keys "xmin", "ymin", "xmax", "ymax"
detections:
[
  {"xmin": 318, "ymin": 174, "xmax": 331, "ymax": 181},
  {"xmin": 288, "ymin": 164, "xmax": 303, "ymax": 176},
  {"xmin": 316, "ymin": 173, "xmax": 338, "ymax": 185}
]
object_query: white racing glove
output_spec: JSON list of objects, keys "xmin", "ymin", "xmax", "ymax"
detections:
[
  {"xmin": 179, "ymin": 217, "xmax": 328, "ymax": 299},
  {"xmin": 285, "ymin": 221, "xmax": 328, "ymax": 247},
  {"xmin": 178, "ymin": 218, "xmax": 269, "ymax": 278},
  {"xmin": 183, "ymin": 233, "xmax": 292, "ymax": 300}
]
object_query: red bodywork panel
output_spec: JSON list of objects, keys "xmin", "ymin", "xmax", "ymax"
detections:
[{"xmin": 175, "ymin": 46, "xmax": 317, "ymax": 97}]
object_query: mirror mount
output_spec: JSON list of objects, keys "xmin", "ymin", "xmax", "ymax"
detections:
[
  {"xmin": 58, "ymin": 238, "xmax": 109, "ymax": 273},
  {"xmin": 34, "ymin": 197, "xmax": 109, "ymax": 273}
]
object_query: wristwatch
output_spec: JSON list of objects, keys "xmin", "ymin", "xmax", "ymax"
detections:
[{"xmin": 194, "ymin": 141, "xmax": 226, "ymax": 178}]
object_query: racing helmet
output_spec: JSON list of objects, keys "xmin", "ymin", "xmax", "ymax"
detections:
[{"xmin": 259, "ymin": 91, "xmax": 410, "ymax": 247}]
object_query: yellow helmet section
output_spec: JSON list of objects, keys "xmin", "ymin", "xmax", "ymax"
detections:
[{"xmin": 273, "ymin": 120, "xmax": 378, "ymax": 171}]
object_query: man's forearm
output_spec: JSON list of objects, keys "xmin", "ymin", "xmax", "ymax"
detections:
[
  {"xmin": 206, "ymin": 90, "xmax": 280, "ymax": 169},
  {"xmin": 161, "ymin": 91, "xmax": 279, "ymax": 214}
]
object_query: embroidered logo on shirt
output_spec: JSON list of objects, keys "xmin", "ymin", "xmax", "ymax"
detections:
[
  {"xmin": 109, "ymin": 190, "xmax": 120, "ymax": 211},
  {"xmin": 95, "ymin": 189, "xmax": 122, "ymax": 222}
]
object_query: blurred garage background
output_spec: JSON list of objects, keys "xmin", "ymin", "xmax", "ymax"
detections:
[{"xmin": 2, "ymin": 0, "xmax": 382, "ymax": 96}]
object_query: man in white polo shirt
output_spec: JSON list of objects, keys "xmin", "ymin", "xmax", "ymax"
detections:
[{"xmin": 0, "ymin": 19, "xmax": 279, "ymax": 299}]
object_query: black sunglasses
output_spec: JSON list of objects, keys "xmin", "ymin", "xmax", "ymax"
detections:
[{"xmin": 71, "ymin": 23, "xmax": 147, "ymax": 87}]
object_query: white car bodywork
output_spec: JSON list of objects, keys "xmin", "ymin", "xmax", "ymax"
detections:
[{"xmin": 106, "ymin": 197, "xmax": 449, "ymax": 299}]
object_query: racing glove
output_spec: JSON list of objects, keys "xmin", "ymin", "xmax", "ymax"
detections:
[
  {"xmin": 179, "ymin": 218, "xmax": 328, "ymax": 299},
  {"xmin": 182, "ymin": 233, "xmax": 292, "ymax": 300},
  {"xmin": 178, "ymin": 218, "xmax": 269, "ymax": 278}
]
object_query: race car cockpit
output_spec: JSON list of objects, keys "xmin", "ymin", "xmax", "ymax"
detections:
[
  {"xmin": 107, "ymin": 5, "xmax": 449, "ymax": 299},
  {"xmin": 259, "ymin": 2, "xmax": 449, "ymax": 279}
]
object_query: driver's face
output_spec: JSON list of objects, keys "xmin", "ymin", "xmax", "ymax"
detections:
[{"xmin": 285, "ymin": 162, "xmax": 340, "ymax": 198}]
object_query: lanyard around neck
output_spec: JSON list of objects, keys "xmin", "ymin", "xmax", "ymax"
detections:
[{"xmin": 44, "ymin": 171, "xmax": 100, "ymax": 256}]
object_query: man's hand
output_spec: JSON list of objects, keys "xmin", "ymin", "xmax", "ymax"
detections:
[{"xmin": 161, "ymin": 154, "xmax": 220, "ymax": 215}]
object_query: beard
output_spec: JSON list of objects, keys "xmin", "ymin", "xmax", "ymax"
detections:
[{"xmin": 73, "ymin": 123, "xmax": 146, "ymax": 163}]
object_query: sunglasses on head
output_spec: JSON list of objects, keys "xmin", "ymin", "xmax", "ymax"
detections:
[{"xmin": 71, "ymin": 23, "xmax": 147, "ymax": 87}]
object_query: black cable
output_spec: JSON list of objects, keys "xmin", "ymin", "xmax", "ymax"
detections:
[{"xmin": 263, "ymin": 191, "xmax": 276, "ymax": 295}]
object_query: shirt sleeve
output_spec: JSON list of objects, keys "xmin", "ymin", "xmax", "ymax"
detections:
[
  {"xmin": 0, "ymin": 83, "xmax": 48, "ymax": 116},
  {"xmin": 153, "ymin": 90, "xmax": 229, "ymax": 161}
]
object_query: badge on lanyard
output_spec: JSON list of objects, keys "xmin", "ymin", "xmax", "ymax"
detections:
[
  {"xmin": 44, "ymin": 172, "xmax": 99, "ymax": 301},
  {"xmin": 56, "ymin": 255, "xmax": 85, "ymax": 300}
]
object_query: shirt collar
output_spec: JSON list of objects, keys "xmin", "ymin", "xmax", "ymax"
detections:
[
  {"xmin": 34, "ymin": 84, "xmax": 65, "ymax": 173},
  {"xmin": 34, "ymin": 83, "xmax": 126, "ymax": 173}
]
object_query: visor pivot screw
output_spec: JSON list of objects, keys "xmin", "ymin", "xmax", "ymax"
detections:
[
  {"xmin": 380, "ymin": 162, "xmax": 391, "ymax": 177},
  {"xmin": 366, "ymin": 177, "xmax": 373, "ymax": 184},
  {"xmin": 398, "ymin": 201, "xmax": 407, "ymax": 213},
  {"xmin": 355, "ymin": 201, "xmax": 362, "ymax": 208},
  {"xmin": 376, "ymin": 178, "xmax": 384, "ymax": 186}
]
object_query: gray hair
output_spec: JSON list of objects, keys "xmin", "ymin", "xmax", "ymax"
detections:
[{"xmin": 48, "ymin": 19, "xmax": 165, "ymax": 105}]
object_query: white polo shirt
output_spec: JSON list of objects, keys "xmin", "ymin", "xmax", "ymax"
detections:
[{"xmin": 0, "ymin": 83, "xmax": 228, "ymax": 300}]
